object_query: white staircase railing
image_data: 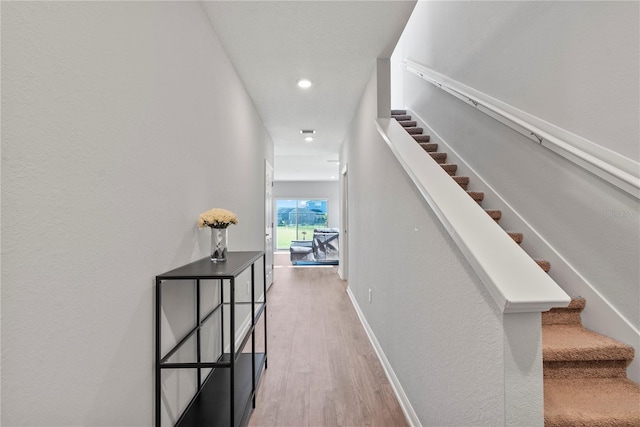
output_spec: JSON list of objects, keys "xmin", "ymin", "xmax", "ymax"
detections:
[{"xmin": 402, "ymin": 59, "xmax": 640, "ymax": 200}]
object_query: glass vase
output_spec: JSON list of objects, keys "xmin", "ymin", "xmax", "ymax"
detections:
[{"xmin": 210, "ymin": 227, "xmax": 228, "ymax": 262}]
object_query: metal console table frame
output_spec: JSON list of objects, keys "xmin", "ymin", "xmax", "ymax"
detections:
[{"xmin": 155, "ymin": 251, "xmax": 267, "ymax": 427}]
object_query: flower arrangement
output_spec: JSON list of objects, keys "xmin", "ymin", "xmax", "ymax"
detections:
[{"xmin": 198, "ymin": 208, "xmax": 239, "ymax": 229}]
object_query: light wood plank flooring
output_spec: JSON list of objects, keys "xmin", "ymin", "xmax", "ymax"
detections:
[{"xmin": 248, "ymin": 254, "xmax": 408, "ymax": 427}]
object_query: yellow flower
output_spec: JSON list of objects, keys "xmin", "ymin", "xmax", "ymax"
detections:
[{"xmin": 198, "ymin": 208, "xmax": 239, "ymax": 229}]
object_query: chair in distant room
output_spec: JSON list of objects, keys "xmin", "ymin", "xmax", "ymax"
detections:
[{"xmin": 289, "ymin": 228, "xmax": 339, "ymax": 265}]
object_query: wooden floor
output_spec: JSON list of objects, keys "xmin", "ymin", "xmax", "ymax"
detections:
[{"xmin": 248, "ymin": 254, "xmax": 408, "ymax": 427}]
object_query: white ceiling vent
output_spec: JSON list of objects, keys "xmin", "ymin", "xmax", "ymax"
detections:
[{"xmin": 300, "ymin": 129, "xmax": 316, "ymax": 135}]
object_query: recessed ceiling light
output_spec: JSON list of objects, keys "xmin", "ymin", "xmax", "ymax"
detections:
[
  {"xmin": 304, "ymin": 136, "xmax": 314, "ymax": 142},
  {"xmin": 297, "ymin": 79, "xmax": 312, "ymax": 89}
]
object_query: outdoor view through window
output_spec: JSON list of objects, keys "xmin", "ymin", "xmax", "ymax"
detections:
[{"xmin": 276, "ymin": 199, "xmax": 328, "ymax": 250}]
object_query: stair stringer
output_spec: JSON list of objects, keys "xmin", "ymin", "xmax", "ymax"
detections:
[{"xmin": 406, "ymin": 108, "xmax": 640, "ymax": 383}]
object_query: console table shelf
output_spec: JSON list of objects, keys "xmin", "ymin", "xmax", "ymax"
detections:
[
  {"xmin": 155, "ymin": 251, "xmax": 267, "ymax": 427},
  {"xmin": 176, "ymin": 353, "xmax": 266, "ymax": 427}
]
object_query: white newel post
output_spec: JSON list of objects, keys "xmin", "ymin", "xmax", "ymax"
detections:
[{"xmin": 503, "ymin": 312, "xmax": 544, "ymax": 427}]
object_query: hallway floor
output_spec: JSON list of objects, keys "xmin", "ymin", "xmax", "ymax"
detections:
[{"xmin": 248, "ymin": 254, "xmax": 408, "ymax": 427}]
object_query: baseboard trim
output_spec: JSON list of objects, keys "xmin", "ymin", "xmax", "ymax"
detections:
[{"xmin": 346, "ymin": 287, "xmax": 422, "ymax": 427}]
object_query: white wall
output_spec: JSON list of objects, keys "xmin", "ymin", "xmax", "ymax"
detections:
[
  {"xmin": 390, "ymin": 37, "xmax": 404, "ymax": 110},
  {"xmin": 398, "ymin": 2, "xmax": 640, "ymax": 346},
  {"xmin": 339, "ymin": 64, "xmax": 545, "ymax": 426},
  {"xmin": 1, "ymin": 2, "xmax": 272, "ymax": 425},
  {"xmin": 402, "ymin": 1, "xmax": 639, "ymax": 161},
  {"xmin": 273, "ymin": 180, "xmax": 340, "ymax": 229}
]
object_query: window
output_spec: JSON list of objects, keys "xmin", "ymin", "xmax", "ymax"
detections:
[{"xmin": 276, "ymin": 199, "xmax": 328, "ymax": 250}]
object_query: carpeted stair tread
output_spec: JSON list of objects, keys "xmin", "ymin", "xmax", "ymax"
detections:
[
  {"xmin": 467, "ymin": 191, "xmax": 484, "ymax": 203},
  {"xmin": 440, "ymin": 164, "xmax": 457, "ymax": 175},
  {"xmin": 545, "ymin": 359, "xmax": 632, "ymax": 379},
  {"xmin": 543, "ymin": 325, "xmax": 635, "ymax": 363},
  {"xmin": 399, "ymin": 120, "xmax": 417, "ymax": 127},
  {"xmin": 419, "ymin": 142, "xmax": 438, "ymax": 152},
  {"xmin": 405, "ymin": 127, "xmax": 424, "ymax": 135},
  {"xmin": 508, "ymin": 231, "xmax": 524, "ymax": 244},
  {"xmin": 413, "ymin": 134, "xmax": 431, "ymax": 142},
  {"xmin": 564, "ymin": 297, "xmax": 587, "ymax": 311},
  {"xmin": 536, "ymin": 260, "xmax": 551, "ymax": 273},
  {"xmin": 393, "ymin": 114, "xmax": 411, "ymax": 121},
  {"xmin": 453, "ymin": 176, "xmax": 469, "ymax": 190},
  {"xmin": 429, "ymin": 152, "xmax": 447, "ymax": 163},
  {"xmin": 391, "ymin": 109, "xmax": 407, "ymax": 115},
  {"xmin": 485, "ymin": 209, "xmax": 501, "ymax": 221},
  {"xmin": 544, "ymin": 377, "xmax": 640, "ymax": 426},
  {"xmin": 543, "ymin": 297, "xmax": 585, "ymax": 325}
]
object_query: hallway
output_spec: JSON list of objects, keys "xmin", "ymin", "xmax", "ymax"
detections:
[{"xmin": 248, "ymin": 255, "xmax": 408, "ymax": 427}]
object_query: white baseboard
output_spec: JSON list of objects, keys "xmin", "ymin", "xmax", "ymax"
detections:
[{"xmin": 346, "ymin": 287, "xmax": 422, "ymax": 427}]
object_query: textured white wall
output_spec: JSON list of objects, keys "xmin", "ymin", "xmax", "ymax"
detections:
[
  {"xmin": 1, "ymin": 2, "xmax": 272, "ymax": 425},
  {"xmin": 402, "ymin": 1, "xmax": 639, "ymax": 161},
  {"xmin": 399, "ymin": 2, "xmax": 640, "ymax": 335},
  {"xmin": 341, "ymin": 65, "xmax": 522, "ymax": 426},
  {"xmin": 273, "ymin": 180, "xmax": 340, "ymax": 229}
]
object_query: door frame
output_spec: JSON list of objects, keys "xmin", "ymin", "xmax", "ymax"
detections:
[
  {"xmin": 265, "ymin": 160, "xmax": 274, "ymax": 289},
  {"xmin": 339, "ymin": 164, "xmax": 348, "ymax": 280}
]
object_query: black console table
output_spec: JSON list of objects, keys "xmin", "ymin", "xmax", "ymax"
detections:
[{"xmin": 155, "ymin": 251, "xmax": 267, "ymax": 427}]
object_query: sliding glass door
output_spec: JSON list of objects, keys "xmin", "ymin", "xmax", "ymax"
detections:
[{"xmin": 276, "ymin": 199, "xmax": 328, "ymax": 250}]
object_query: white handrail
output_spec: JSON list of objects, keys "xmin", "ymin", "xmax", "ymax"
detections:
[
  {"xmin": 402, "ymin": 60, "xmax": 640, "ymax": 200},
  {"xmin": 376, "ymin": 118, "xmax": 570, "ymax": 314}
]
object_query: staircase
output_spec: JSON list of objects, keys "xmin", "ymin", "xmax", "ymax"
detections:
[
  {"xmin": 543, "ymin": 299, "xmax": 640, "ymax": 426},
  {"xmin": 391, "ymin": 110, "xmax": 640, "ymax": 426}
]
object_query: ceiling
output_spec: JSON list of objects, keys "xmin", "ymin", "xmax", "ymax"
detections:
[{"xmin": 202, "ymin": 1, "xmax": 416, "ymax": 181}]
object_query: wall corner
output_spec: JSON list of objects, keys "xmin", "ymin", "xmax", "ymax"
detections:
[{"xmin": 377, "ymin": 58, "xmax": 391, "ymax": 118}]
